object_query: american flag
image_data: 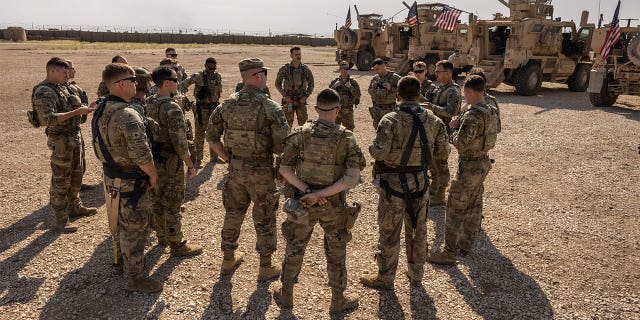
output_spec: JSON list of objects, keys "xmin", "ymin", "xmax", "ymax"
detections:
[
  {"xmin": 600, "ymin": 0, "xmax": 622, "ymax": 62},
  {"xmin": 343, "ymin": 7, "xmax": 352, "ymax": 29},
  {"xmin": 406, "ymin": 1, "xmax": 418, "ymax": 27},
  {"xmin": 434, "ymin": 6, "xmax": 462, "ymax": 32}
]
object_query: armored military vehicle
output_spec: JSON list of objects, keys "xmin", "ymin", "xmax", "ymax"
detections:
[
  {"xmin": 334, "ymin": 5, "xmax": 388, "ymax": 71},
  {"xmin": 587, "ymin": 27, "xmax": 640, "ymax": 107},
  {"xmin": 385, "ymin": 2, "xmax": 475, "ymax": 79},
  {"xmin": 468, "ymin": 0, "xmax": 595, "ymax": 95}
]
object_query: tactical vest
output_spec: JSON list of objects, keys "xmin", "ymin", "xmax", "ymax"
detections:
[
  {"xmin": 29, "ymin": 82, "xmax": 83, "ymax": 130},
  {"xmin": 145, "ymin": 95, "xmax": 177, "ymax": 155},
  {"xmin": 223, "ymin": 92, "xmax": 270, "ymax": 158},
  {"xmin": 283, "ymin": 64, "xmax": 309, "ymax": 96},
  {"xmin": 468, "ymin": 103, "xmax": 501, "ymax": 152},
  {"xmin": 432, "ymin": 82, "xmax": 460, "ymax": 108},
  {"xmin": 295, "ymin": 122, "xmax": 347, "ymax": 187},
  {"xmin": 195, "ymin": 71, "xmax": 221, "ymax": 103},
  {"xmin": 370, "ymin": 72, "xmax": 397, "ymax": 105},
  {"xmin": 332, "ymin": 77, "xmax": 357, "ymax": 106}
]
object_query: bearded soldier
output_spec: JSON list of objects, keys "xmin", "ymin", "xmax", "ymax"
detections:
[
  {"xmin": 329, "ymin": 60, "xmax": 361, "ymax": 131},
  {"xmin": 368, "ymin": 58, "xmax": 401, "ymax": 129},
  {"xmin": 275, "ymin": 46, "xmax": 315, "ymax": 127},
  {"xmin": 273, "ymin": 89, "xmax": 365, "ymax": 313}
]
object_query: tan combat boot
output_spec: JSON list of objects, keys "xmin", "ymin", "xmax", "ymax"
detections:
[
  {"xmin": 220, "ymin": 251, "xmax": 244, "ymax": 274},
  {"xmin": 273, "ymin": 282, "xmax": 294, "ymax": 308},
  {"xmin": 427, "ymin": 250, "xmax": 457, "ymax": 265},
  {"xmin": 125, "ymin": 276, "xmax": 163, "ymax": 293},
  {"xmin": 170, "ymin": 240, "xmax": 203, "ymax": 257},
  {"xmin": 258, "ymin": 254, "xmax": 281, "ymax": 282},
  {"xmin": 53, "ymin": 215, "xmax": 78, "ymax": 233},
  {"xmin": 359, "ymin": 273, "xmax": 394, "ymax": 290},
  {"xmin": 69, "ymin": 204, "xmax": 98, "ymax": 217},
  {"xmin": 405, "ymin": 270, "xmax": 422, "ymax": 287},
  {"xmin": 329, "ymin": 288, "xmax": 359, "ymax": 313}
]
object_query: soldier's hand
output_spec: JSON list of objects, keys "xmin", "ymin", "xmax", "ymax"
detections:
[
  {"xmin": 300, "ymin": 193, "xmax": 323, "ymax": 207},
  {"xmin": 76, "ymin": 106, "xmax": 96, "ymax": 115},
  {"xmin": 331, "ymin": 82, "xmax": 341, "ymax": 89},
  {"xmin": 450, "ymin": 117, "xmax": 460, "ymax": 129},
  {"xmin": 344, "ymin": 81, "xmax": 352, "ymax": 88},
  {"xmin": 284, "ymin": 96, "xmax": 293, "ymax": 104},
  {"xmin": 300, "ymin": 96, "xmax": 307, "ymax": 104},
  {"xmin": 383, "ymin": 82, "xmax": 391, "ymax": 91},
  {"xmin": 148, "ymin": 174, "xmax": 157, "ymax": 189},
  {"xmin": 186, "ymin": 167, "xmax": 196, "ymax": 179},
  {"xmin": 422, "ymin": 102, "xmax": 432, "ymax": 110}
]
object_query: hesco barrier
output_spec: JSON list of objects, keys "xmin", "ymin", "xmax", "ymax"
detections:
[{"xmin": 6, "ymin": 29, "xmax": 336, "ymax": 46}]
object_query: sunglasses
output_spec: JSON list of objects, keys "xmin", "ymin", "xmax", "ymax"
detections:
[
  {"xmin": 435, "ymin": 70, "xmax": 450, "ymax": 74},
  {"xmin": 168, "ymin": 53, "xmax": 178, "ymax": 57},
  {"xmin": 167, "ymin": 77, "xmax": 179, "ymax": 83},
  {"xmin": 113, "ymin": 76, "xmax": 137, "ymax": 84},
  {"xmin": 413, "ymin": 69, "xmax": 425, "ymax": 74},
  {"xmin": 253, "ymin": 69, "xmax": 268, "ymax": 76}
]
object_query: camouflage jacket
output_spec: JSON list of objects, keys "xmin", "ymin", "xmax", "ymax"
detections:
[
  {"xmin": 180, "ymin": 70, "xmax": 222, "ymax": 104},
  {"xmin": 329, "ymin": 76, "xmax": 361, "ymax": 107},
  {"xmin": 66, "ymin": 81, "xmax": 89, "ymax": 105},
  {"xmin": 275, "ymin": 63, "xmax": 314, "ymax": 98},
  {"xmin": 427, "ymin": 81, "xmax": 461, "ymax": 120},
  {"xmin": 145, "ymin": 94, "xmax": 191, "ymax": 159},
  {"xmin": 236, "ymin": 81, "xmax": 271, "ymax": 97},
  {"xmin": 418, "ymin": 80, "xmax": 434, "ymax": 103},
  {"xmin": 452, "ymin": 102, "xmax": 501, "ymax": 157},
  {"xmin": 93, "ymin": 98, "xmax": 153, "ymax": 168},
  {"xmin": 368, "ymin": 71, "xmax": 401, "ymax": 105},
  {"xmin": 281, "ymin": 119, "xmax": 366, "ymax": 189},
  {"xmin": 97, "ymin": 80, "xmax": 109, "ymax": 97},
  {"xmin": 206, "ymin": 85, "xmax": 289, "ymax": 158},
  {"xmin": 370, "ymin": 102, "xmax": 450, "ymax": 169},
  {"xmin": 32, "ymin": 80, "xmax": 85, "ymax": 134}
]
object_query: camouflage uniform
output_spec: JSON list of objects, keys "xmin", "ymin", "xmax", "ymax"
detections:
[
  {"xmin": 444, "ymin": 100, "xmax": 500, "ymax": 254},
  {"xmin": 426, "ymin": 81, "xmax": 461, "ymax": 204},
  {"xmin": 32, "ymin": 81, "xmax": 88, "ymax": 227},
  {"xmin": 369, "ymin": 102, "xmax": 449, "ymax": 282},
  {"xmin": 368, "ymin": 71, "xmax": 401, "ymax": 129},
  {"xmin": 206, "ymin": 85, "xmax": 289, "ymax": 257},
  {"xmin": 97, "ymin": 80, "xmax": 109, "ymax": 97},
  {"xmin": 145, "ymin": 95, "xmax": 191, "ymax": 247},
  {"xmin": 66, "ymin": 81, "xmax": 89, "ymax": 105},
  {"xmin": 275, "ymin": 63, "xmax": 315, "ymax": 127},
  {"xmin": 329, "ymin": 76, "xmax": 361, "ymax": 131},
  {"xmin": 236, "ymin": 81, "xmax": 271, "ymax": 97},
  {"xmin": 180, "ymin": 70, "xmax": 222, "ymax": 166},
  {"xmin": 92, "ymin": 96, "xmax": 154, "ymax": 281},
  {"xmin": 418, "ymin": 80, "xmax": 434, "ymax": 103},
  {"xmin": 279, "ymin": 119, "xmax": 365, "ymax": 290}
]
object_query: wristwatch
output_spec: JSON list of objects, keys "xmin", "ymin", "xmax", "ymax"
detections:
[{"xmin": 304, "ymin": 187, "xmax": 313, "ymax": 194}]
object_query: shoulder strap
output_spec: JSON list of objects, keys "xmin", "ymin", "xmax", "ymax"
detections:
[
  {"xmin": 398, "ymin": 107, "xmax": 431, "ymax": 168},
  {"xmin": 91, "ymin": 95, "xmax": 130, "ymax": 171}
]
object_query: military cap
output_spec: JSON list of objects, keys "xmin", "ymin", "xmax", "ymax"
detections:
[
  {"xmin": 339, "ymin": 60, "xmax": 350, "ymax": 68},
  {"xmin": 134, "ymin": 67, "xmax": 151, "ymax": 78},
  {"xmin": 239, "ymin": 58, "xmax": 269, "ymax": 72}
]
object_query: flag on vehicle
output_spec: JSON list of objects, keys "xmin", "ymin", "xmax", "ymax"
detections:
[
  {"xmin": 600, "ymin": 0, "xmax": 621, "ymax": 62},
  {"xmin": 434, "ymin": 6, "xmax": 462, "ymax": 32},
  {"xmin": 344, "ymin": 7, "xmax": 352, "ymax": 29},
  {"xmin": 406, "ymin": 1, "xmax": 418, "ymax": 27}
]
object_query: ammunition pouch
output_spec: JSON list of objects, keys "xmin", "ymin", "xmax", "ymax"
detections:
[
  {"xmin": 27, "ymin": 110, "xmax": 41, "ymax": 128},
  {"xmin": 340, "ymin": 202, "xmax": 361, "ymax": 230}
]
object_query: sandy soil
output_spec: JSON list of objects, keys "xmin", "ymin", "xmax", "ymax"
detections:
[{"xmin": 0, "ymin": 42, "xmax": 639, "ymax": 320}]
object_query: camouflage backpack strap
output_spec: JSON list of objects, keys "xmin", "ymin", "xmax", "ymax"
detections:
[{"xmin": 91, "ymin": 96, "xmax": 135, "ymax": 175}]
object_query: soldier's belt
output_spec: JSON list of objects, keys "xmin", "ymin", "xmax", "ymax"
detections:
[
  {"xmin": 230, "ymin": 154, "xmax": 273, "ymax": 163},
  {"xmin": 45, "ymin": 127, "xmax": 80, "ymax": 137},
  {"xmin": 459, "ymin": 155, "xmax": 489, "ymax": 161},
  {"xmin": 103, "ymin": 163, "xmax": 147, "ymax": 180}
]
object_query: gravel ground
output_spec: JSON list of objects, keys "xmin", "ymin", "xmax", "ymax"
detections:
[{"xmin": 0, "ymin": 42, "xmax": 639, "ymax": 320}]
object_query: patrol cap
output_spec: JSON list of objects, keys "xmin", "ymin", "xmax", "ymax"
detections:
[
  {"xmin": 134, "ymin": 67, "xmax": 151, "ymax": 78},
  {"xmin": 339, "ymin": 60, "xmax": 350, "ymax": 68},
  {"xmin": 239, "ymin": 58, "xmax": 269, "ymax": 72}
]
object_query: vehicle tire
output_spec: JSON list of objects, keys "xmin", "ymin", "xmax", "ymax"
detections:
[
  {"xmin": 356, "ymin": 51, "xmax": 374, "ymax": 71},
  {"xmin": 567, "ymin": 63, "xmax": 591, "ymax": 92},
  {"xmin": 589, "ymin": 77, "xmax": 617, "ymax": 107},
  {"xmin": 424, "ymin": 56, "xmax": 439, "ymax": 81},
  {"xmin": 513, "ymin": 63, "xmax": 542, "ymax": 96},
  {"xmin": 340, "ymin": 29, "xmax": 357, "ymax": 51}
]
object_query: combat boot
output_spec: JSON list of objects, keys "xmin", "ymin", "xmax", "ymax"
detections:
[
  {"xmin": 329, "ymin": 288, "xmax": 359, "ymax": 313},
  {"xmin": 405, "ymin": 270, "xmax": 422, "ymax": 287},
  {"xmin": 258, "ymin": 254, "xmax": 281, "ymax": 282},
  {"xmin": 427, "ymin": 250, "xmax": 457, "ymax": 265},
  {"xmin": 359, "ymin": 273, "xmax": 393, "ymax": 290},
  {"xmin": 53, "ymin": 215, "xmax": 78, "ymax": 233},
  {"xmin": 220, "ymin": 251, "xmax": 244, "ymax": 274},
  {"xmin": 170, "ymin": 240, "xmax": 203, "ymax": 257},
  {"xmin": 69, "ymin": 204, "xmax": 98, "ymax": 217},
  {"xmin": 273, "ymin": 282, "xmax": 294, "ymax": 308},
  {"xmin": 125, "ymin": 276, "xmax": 163, "ymax": 293}
]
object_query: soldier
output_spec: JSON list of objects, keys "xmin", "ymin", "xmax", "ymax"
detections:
[
  {"xmin": 145, "ymin": 66, "xmax": 203, "ymax": 256},
  {"xmin": 130, "ymin": 67, "xmax": 152, "ymax": 114},
  {"xmin": 165, "ymin": 47, "xmax": 188, "ymax": 82},
  {"xmin": 467, "ymin": 67, "xmax": 499, "ymax": 109},
  {"xmin": 206, "ymin": 58, "xmax": 289, "ymax": 280},
  {"xmin": 97, "ymin": 55, "xmax": 128, "ymax": 97},
  {"xmin": 30, "ymin": 57, "xmax": 97, "ymax": 233},
  {"xmin": 422, "ymin": 60, "xmax": 461, "ymax": 206},
  {"xmin": 411, "ymin": 61, "xmax": 432, "ymax": 102},
  {"xmin": 329, "ymin": 60, "xmax": 361, "ymax": 131},
  {"xmin": 91, "ymin": 63, "xmax": 162, "ymax": 292},
  {"xmin": 65, "ymin": 60, "xmax": 89, "ymax": 105},
  {"xmin": 275, "ymin": 46, "xmax": 315, "ymax": 127},
  {"xmin": 368, "ymin": 58, "xmax": 401, "ymax": 129},
  {"xmin": 180, "ymin": 57, "xmax": 223, "ymax": 168},
  {"xmin": 360, "ymin": 76, "xmax": 449, "ymax": 289},
  {"xmin": 428, "ymin": 75, "xmax": 500, "ymax": 265},
  {"xmin": 272, "ymin": 89, "xmax": 365, "ymax": 313}
]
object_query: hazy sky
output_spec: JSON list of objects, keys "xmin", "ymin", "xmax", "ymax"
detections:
[{"xmin": 2, "ymin": 0, "xmax": 638, "ymax": 36}]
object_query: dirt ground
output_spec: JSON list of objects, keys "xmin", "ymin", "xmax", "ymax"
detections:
[{"xmin": 0, "ymin": 42, "xmax": 639, "ymax": 320}]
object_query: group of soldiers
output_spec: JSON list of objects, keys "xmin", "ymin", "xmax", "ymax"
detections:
[{"xmin": 29, "ymin": 46, "xmax": 500, "ymax": 314}]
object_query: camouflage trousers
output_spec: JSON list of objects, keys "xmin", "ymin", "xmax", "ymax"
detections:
[
  {"xmin": 150, "ymin": 155, "xmax": 185, "ymax": 246},
  {"xmin": 376, "ymin": 173, "xmax": 428, "ymax": 281},
  {"xmin": 282, "ymin": 100, "xmax": 308, "ymax": 128},
  {"xmin": 221, "ymin": 159, "xmax": 279, "ymax": 255},
  {"xmin": 428, "ymin": 159, "xmax": 450, "ymax": 204},
  {"xmin": 47, "ymin": 131, "xmax": 85, "ymax": 225},
  {"xmin": 280, "ymin": 203, "xmax": 352, "ymax": 290},
  {"xmin": 336, "ymin": 105, "xmax": 355, "ymax": 131},
  {"xmin": 444, "ymin": 157, "xmax": 492, "ymax": 254},
  {"xmin": 104, "ymin": 175, "xmax": 152, "ymax": 280},
  {"xmin": 193, "ymin": 104, "xmax": 216, "ymax": 165},
  {"xmin": 369, "ymin": 104, "xmax": 395, "ymax": 129}
]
